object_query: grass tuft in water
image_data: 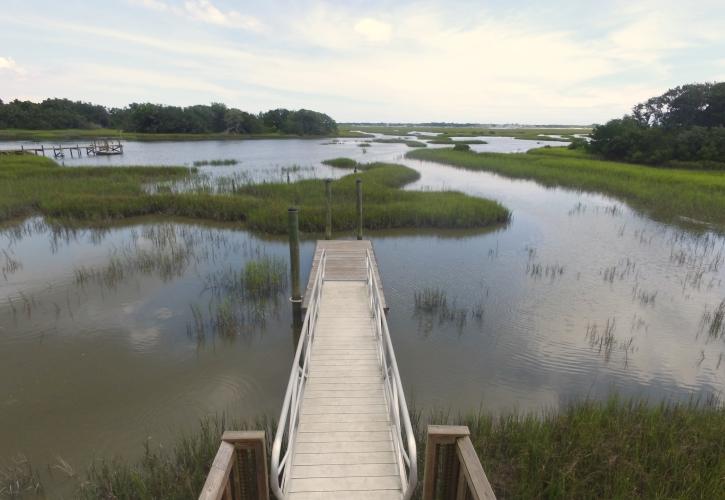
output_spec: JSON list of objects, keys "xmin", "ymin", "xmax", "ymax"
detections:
[
  {"xmin": 413, "ymin": 287, "xmax": 447, "ymax": 312},
  {"xmin": 192, "ymin": 159, "xmax": 238, "ymax": 167},
  {"xmin": 0, "ymin": 455, "xmax": 43, "ymax": 498}
]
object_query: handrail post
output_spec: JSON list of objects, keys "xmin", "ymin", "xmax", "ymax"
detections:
[
  {"xmin": 199, "ymin": 431, "xmax": 269, "ymax": 500},
  {"xmin": 422, "ymin": 425, "xmax": 496, "ymax": 500}
]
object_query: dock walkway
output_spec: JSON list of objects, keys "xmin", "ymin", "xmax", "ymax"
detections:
[{"xmin": 271, "ymin": 240, "xmax": 415, "ymax": 500}]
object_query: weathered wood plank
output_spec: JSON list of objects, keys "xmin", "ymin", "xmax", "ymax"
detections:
[
  {"xmin": 288, "ymin": 476, "xmax": 402, "ymax": 492},
  {"xmin": 291, "ymin": 463, "xmax": 398, "ymax": 478},
  {"xmin": 289, "ymin": 491, "xmax": 402, "ymax": 500}
]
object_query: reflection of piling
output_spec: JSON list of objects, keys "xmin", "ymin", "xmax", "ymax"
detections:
[
  {"xmin": 325, "ymin": 179, "xmax": 332, "ymax": 240},
  {"xmin": 356, "ymin": 179, "xmax": 363, "ymax": 240},
  {"xmin": 288, "ymin": 207, "xmax": 303, "ymax": 334}
]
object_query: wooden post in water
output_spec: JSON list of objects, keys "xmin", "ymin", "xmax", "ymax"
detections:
[
  {"xmin": 288, "ymin": 207, "xmax": 303, "ymax": 332},
  {"xmin": 288, "ymin": 207, "xmax": 301, "ymax": 302},
  {"xmin": 325, "ymin": 178, "xmax": 332, "ymax": 240},
  {"xmin": 356, "ymin": 178, "xmax": 363, "ymax": 240}
]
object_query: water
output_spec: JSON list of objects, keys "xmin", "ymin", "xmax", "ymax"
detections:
[{"xmin": 1, "ymin": 136, "xmax": 724, "ymax": 493}]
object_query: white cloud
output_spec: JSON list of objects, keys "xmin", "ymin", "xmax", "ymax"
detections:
[
  {"xmin": 354, "ymin": 18, "xmax": 392, "ymax": 43},
  {"xmin": 0, "ymin": 57, "xmax": 26, "ymax": 76},
  {"xmin": 129, "ymin": 0, "xmax": 169, "ymax": 12},
  {"xmin": 130, "ymin": 0, "xmax": 263, "ymax": 31},
  {"xmin": 183, "ymin": 0, "xmax": 263, "ymax": 31}
]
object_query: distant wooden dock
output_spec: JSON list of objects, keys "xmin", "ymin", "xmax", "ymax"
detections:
[{"xmin": 0, "ymin": 139, "xmax": 123, "ymax": 159}]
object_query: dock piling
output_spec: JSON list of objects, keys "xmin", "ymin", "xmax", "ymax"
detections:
[
  {"xmin": 288, "ymin": 207, "xmax": 302, "ymax": 331},
  {"xmin": 325, "ymin": 179, "xmax": 332, "ymax": 240},
  {"xmin": 356, "ymin": 178, "xmax": 363, "ymax": 240},
  {"xmin": 288, "ymin": 207, "xmax": 301, "ymax": 302}
]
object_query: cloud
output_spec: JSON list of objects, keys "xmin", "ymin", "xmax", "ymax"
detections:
[
  {"xmin": 354, "ymin": 18, "xmax": 392, "ymax": 43},
  {"xmin": 183, "ymin": 0, "xmax": 263, "ymax": 31},
  {"xmin": 130, "ymin": 0, "xmax": 263, "ymax": 31},
  {"xmin": 0, "ymin": 57, "xmax": 24, "ymax": 73}
]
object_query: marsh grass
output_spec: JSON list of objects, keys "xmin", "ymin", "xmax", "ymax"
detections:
[
  {"xmin": 1, "ymin": 249, "xmax": 22, "ymax": 280},
  {"xmin": 372, "ymin": 138, "xmax": 427, "ymax": 147},
  {"xmin": 66, "ymin": 396, "xmax": 725, "ymax": 499},
  {"xmin": 236, "ymin": 161, "xmax": 509, "ymax": 233},
  {"xmin": 192, "ymin": 159, "xmax": 238, "ymax": 167},
  {"xmin": 0, "ymin": 455, "xmax": 43, "ymax": 498},
  {"xmin": 193, "ymin": 255, "xmax": 288, "ymax": 340},
  {"xmin": 0, "ymin": 156, "xmax": 509, "ymax": 233},
  {"xmin": 408, "ymin": 147, "xmax": 725, "ymax": 231},
  {"xmin": 321, "ymin": 157, "xmax": 358, "ymax": 168},
  {"xmin": 413, "ymin": 287, "xmax": 479, "ymax": 331},
  {"xmin": 700, "ymin": 299, "xmax": 725, "ymax": 339},
  {"xmin": 413, "ymin": 287, "xmax": 447, "ymax": 312}
]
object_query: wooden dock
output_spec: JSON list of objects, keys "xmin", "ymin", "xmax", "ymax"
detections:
[
  {"xmin": 288, "ymin": 280, "xmax": 402, "ymax": 498},
  {"xmin": 201, "ymin": 239, "xmax": 496, "ymax": 500},
  {"xmin": 272, "ymin": 239, "xmax": 414, "ymax": 499},
  {"xmin": 303, "ymin": 240, "xmax": 386, "ymax": 311},
  {"xmin": 0, "ymin": 139, "xmax": 123, "ymax": 158}
]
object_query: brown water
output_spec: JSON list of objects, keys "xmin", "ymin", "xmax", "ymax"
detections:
[{"xmin": 1, "ymin": 136, "xmax": 723, "ymax": 495}]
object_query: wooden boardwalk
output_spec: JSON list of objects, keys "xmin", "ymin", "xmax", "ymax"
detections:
[
  {"xmin": 284, "ymin": 240, "xmax": 401, "ymax": 499},
  {"xmin": 288, "ymin": 281, "xmax": 402, "ymax": 499},
  {"xmin": 302, "ymin": 240, "xmax": 386, "ymax": 311}
]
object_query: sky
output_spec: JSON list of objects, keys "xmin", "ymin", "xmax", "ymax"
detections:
[{"xmin": 1, "ymin": 0, "xmax": 724, "ymax": 124}]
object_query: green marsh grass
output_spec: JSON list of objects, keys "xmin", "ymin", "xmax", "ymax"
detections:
[
  {"xmin": 0, "ymin": 155, "xmax": 509, "ymax": 233},
  {"xmin": 413, "ymin": 287, "xmax": 447, "ymax": 312},
  {"xmin": 67, "ymin": 397, "xmax": 725, "ymax": 499},
  {"xmin": 428, "ymin": 137, "xmax": 487, "ymax": 145},
  {"xmin": 372, "ymin": 138, "xmax": 428, "ymax": 147},
  {"xmin": 408, "ymin": 147, "xmax": 725, "ymax": 231},
  {"xmin": 321, "ymin": 157, "xmax": 358, "ymax": 168},
  {"xmin": 192, "ymin": 159, "xmax": 238, "ymax": 167},
  {"xmin": 236, "ymin": 161, "xmax": 509, "ymax": 233}
]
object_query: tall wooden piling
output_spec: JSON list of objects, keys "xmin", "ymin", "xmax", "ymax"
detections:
[
  {"xmin": 288, "ymin": 207, "xmax": 301, "ymax": 302},
  {"xmin": 288, "ymin": 207, "xmax": 303, "ymax": 332},
  {"xmin": 325, "ymin": 179, "xmax": 332, "ymax": 240},
  {"xmin": 356, "ymin": 179, "xmax": 363, "ymax": 241}
]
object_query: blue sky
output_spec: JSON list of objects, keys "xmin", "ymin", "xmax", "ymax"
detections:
[{"xmin": 1, "ymin": 0, "xmax": 724, "ymax": 124}]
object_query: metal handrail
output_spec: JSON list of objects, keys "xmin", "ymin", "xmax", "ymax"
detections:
[
  {"xmin": 270, "ymin": 250, "xmax": 326, "ymax": 499},
  {"xmin": 365, "ymin": 249, "xmax": 418, "ymax": 499}
]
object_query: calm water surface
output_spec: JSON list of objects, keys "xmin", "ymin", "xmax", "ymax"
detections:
[{"xmin": 1, "ymin": 136, "xmax": 723, "ymax": 493}]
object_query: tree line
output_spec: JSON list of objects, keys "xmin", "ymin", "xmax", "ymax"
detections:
[
  {"xmin": 0, "ymin": 98, "xmax": 338, "ymax": 135},
  {"xmin": 588, "ymin": 82, "xmax": 725, "ymax": 168}
]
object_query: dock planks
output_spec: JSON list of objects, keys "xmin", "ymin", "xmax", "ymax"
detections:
[
  {"xmin": 287, "ymin": 276, "xmax": 401, "ymax": 499},
  {"xmin": 302, "ymin": 240, "xmax": 386, "ymax": 311}
]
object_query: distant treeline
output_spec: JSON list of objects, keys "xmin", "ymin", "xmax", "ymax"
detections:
[
  {"xmin": 588, "ymin": 82, "xmax": 725, "ymax": 168},
  {"xmin": 0, "ymin": 98, "xmax": 337, "ymax": 135}
]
